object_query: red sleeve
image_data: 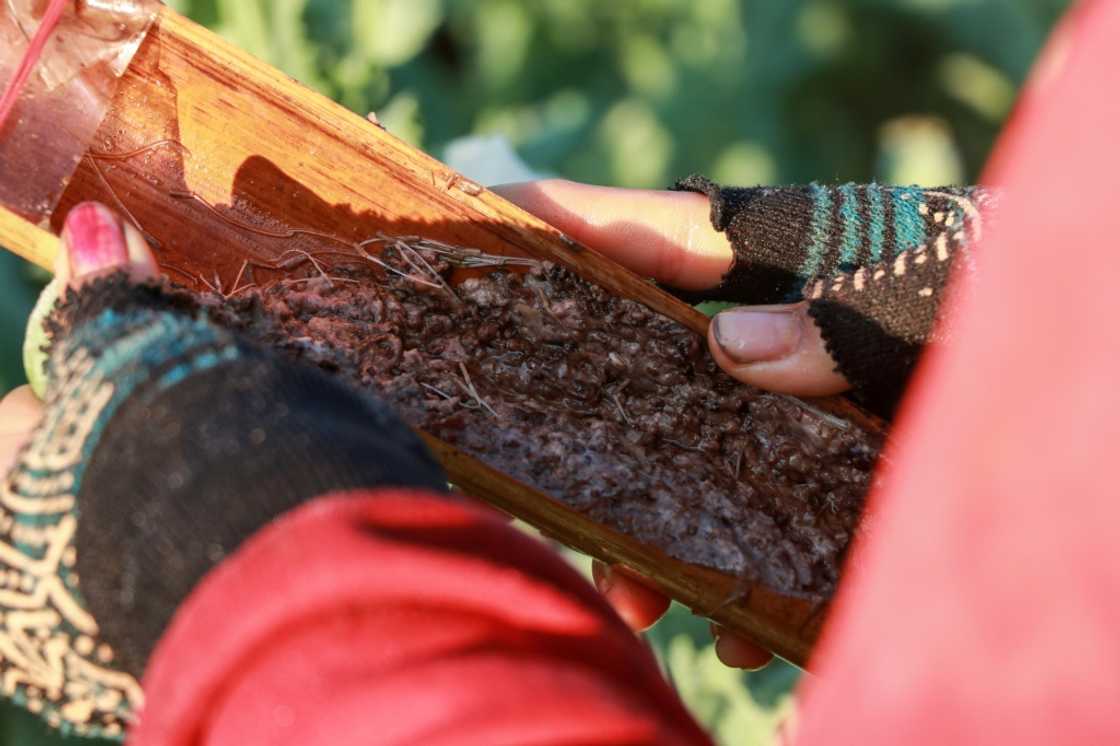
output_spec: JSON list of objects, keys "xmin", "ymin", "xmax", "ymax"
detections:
[
  {"xmin": 795, "ymin": 2, "xmax": 1120, "ymax": 744},
  {"xmin": 127, "ymin": 491, "xmax": 711, "ymax": 746}
]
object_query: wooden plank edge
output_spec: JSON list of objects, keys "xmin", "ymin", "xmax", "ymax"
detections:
[
  {"xmin": 158, "ymin": 9, "xmax": 713, "ymax": 339},
  {"xmin": 0, "ymin": 204, "xmax": 57, "ymax": 271},
  {"xmin": 422, "ymin": 433, "xmax": 818, "ymax": 666}
]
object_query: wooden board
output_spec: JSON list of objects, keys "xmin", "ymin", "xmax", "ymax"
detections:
[
  {"xmin": 1, "ymin": 6, "xmax": 886, "ymax": 666},
  {"xmin": 0, "ymin": 203, "xmax": 56, "ymax": 268}
]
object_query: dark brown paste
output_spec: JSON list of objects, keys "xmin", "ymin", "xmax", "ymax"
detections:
[{"xmin": 197, "ymin": 247, "xmax": 882, "ymax": 601}]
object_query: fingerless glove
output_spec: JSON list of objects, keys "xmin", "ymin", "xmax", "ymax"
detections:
[
  {"xmin": 1, "ymin": 274, "xmax": 446, "ymax": 738},
  {"xmin": 672, "ymin": 175, "xmax": 995, "ymax": 415}
]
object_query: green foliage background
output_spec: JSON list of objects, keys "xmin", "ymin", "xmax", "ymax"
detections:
[{"xmin": 0, "ymin": 0, "xmax": 1068, "ymax": 743}]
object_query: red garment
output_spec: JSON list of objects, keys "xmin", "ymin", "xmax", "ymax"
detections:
[
  {"xmin": 797, "ymin": 1, "xmax": 1120, "ymax": 744},
  {"xmin": 132, "ymin": 2, "xmax": 1120, "ymax": 744},
  {"xmin": 130, "ymin": 492, "xmax": 712, "ymax": 746}
]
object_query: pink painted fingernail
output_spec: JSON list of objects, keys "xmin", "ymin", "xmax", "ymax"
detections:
[
  {"xmin": 63, "ymin": 202, "xmax": 127, "ymax": 277},
  {"xmin": 592, "ymin": 562, "xmax": 616, "ymax": 595},
  {"xmin": 713, "ymin": 308, "xmax": 802, "ymax": 364}
]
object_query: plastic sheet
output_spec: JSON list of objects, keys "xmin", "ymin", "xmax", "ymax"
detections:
[{"xmin": 0, "ymin": 0, "xmax": 159, "ymax": 223}]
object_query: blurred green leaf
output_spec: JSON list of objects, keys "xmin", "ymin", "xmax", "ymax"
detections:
[
  {"xmin": 214, "ymin": 0, "xmax": 270, "ymax": 60},
  {"xmin": 353, "ymin": 0, "xmax": 444, "ymax": 67}
]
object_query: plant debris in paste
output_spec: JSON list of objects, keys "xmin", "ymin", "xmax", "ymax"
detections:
[{"xmin": 195, "ymin": 247, "xmax": 883, "ymax": 601}]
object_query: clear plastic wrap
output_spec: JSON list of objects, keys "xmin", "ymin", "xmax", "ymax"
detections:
[{"xmin": 0, "ymin": 0, "xmax": 159, "ymax": 223}]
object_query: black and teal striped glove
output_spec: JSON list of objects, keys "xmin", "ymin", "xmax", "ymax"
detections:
[
  {"xmin": 1, "ymin": 273, "xmax": 445, "ymax": 739},
  {"xmin": 671, "ymin": 176, "xmax": 995, "ymax": 415}
]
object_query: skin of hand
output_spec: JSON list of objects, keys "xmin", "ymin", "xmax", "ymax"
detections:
[
  {"xmin": 1, "ymin": 202, "xmax": 157, "ymax": 481},
  {"xmin": 494, "ymin": 179, "xmax": 851, "ymax": 669},
  {"xmin": 0, "ymin": 385, "xmax": 39, "ymax": 476}
]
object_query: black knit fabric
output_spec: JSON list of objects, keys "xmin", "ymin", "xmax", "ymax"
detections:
[
  {"xmin": 805, "ymin": 245, "xmax": 954, "ymax": 416},
  {"xmin": 60, "ymin": 283, "xmax": 448, "ymax": 679}
]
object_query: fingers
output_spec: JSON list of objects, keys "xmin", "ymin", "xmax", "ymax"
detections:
[
  {"xmin": 56, "ymin": 202, "xmax": 158, "ymax": 288},
  {"xmin": 708, "ymin": 302, "xmax": 850, "ymax": 397},
  {"xmin": 593, "ymin": 561, "xmax": 775, "ymax": 670},
  {"xmin": 0, "ymin": 386, "xmax": 43, "ymax": 474},
  {"xmin": 0, "ymin": 386, "xmax": 42, "ymax": 434},
  {"xmin": 493, "ymin": 180, "xmax": 733, "ymax": 291},
  {"xmin": 592, "ymin": 561, "xmax": 671, "ymax": 631},
  {"xmin": 710, "ymin": 623, "xmax": 775, "ymax": 670}
]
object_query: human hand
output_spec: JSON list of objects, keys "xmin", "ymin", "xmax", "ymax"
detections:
[
  {"xmin": 3, "ymin": 202, "xmax": 448, "ymax": 737},
  {"xmin": 2, "ymin": 202, "xmax": 158, "ymax": 478},
  {"xmin": 1, "ymin": 201, "xmax": 163, "ymax": 475},
  {"xmin": 494, "ymin": 180, "xmax": 849, "ymax": 398},
  {"xmin": 591, "ymin": 561, "xmax": 774, "ymax": 670}
]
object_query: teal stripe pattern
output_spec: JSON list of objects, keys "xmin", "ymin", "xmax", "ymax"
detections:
[
  {"xmin": 670, "ymin": 176, "xmax": 992, "ymax": 305},
  {"xmin": 890, "ymin": 186, "xmax": 928, "ymax": 255},
  {"xmin": 866, "ymin": 184, "xmax": 886, "ymax": 262},
  {"xmin": 800, "ymin": 183, "xmax": 833, "ymax": 280},
  {"xmin": 838, "ymin": 183, "xmax": 861, "ymax": 267},
  {"xmin": 59, "ymin": 309, "xmax": 241, "ymax": 497}
]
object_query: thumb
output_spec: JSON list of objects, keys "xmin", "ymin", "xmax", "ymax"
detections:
[
  {"xmin": 56, "ymin": 201, "xmax": 159, "ymax": 287},
  {"xmin": 708, "ymin": 302, "xmax": 850, "ymax": 397},
  {"xmin": 24, "ymin": 203, "xmax": 161, "ymax": 399}
]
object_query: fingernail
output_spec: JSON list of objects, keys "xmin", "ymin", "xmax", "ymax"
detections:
[
  {"xmin": 592, "ymin": 562, "xmax": 616, "ymax": 595},
  {"xmin": 121, "ymin": 220, "xmax": 159, "ymax": 274},
  {"xmin": 63, "ymin": 202, "xmax": 127, "ymax": 277},
  {"xmin": 713, "ymin": 308, "xmax": 801, "ymax": 364}
]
